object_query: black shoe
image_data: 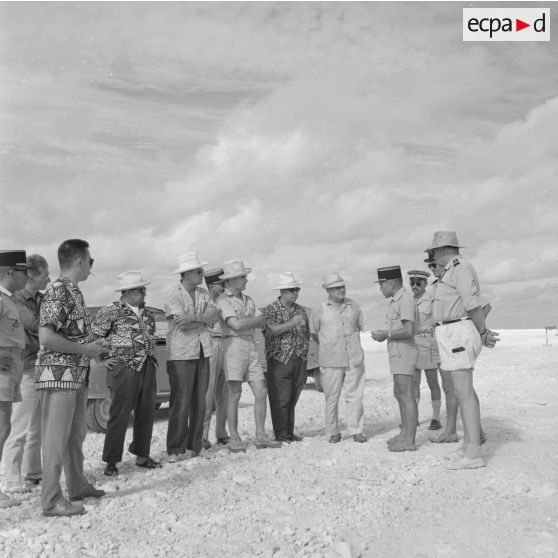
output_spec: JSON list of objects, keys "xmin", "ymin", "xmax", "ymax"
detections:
[
  {"xmin": 328, "ymin": 434, "xmax": 342, "ymax": 444},
  {"xmin": 429, "ymin": 419, "xmax": 442, "ymax": 431},
  {"xmin": 24, "ymin": 476, "xmax": 41, "ymax": 485},
  {"xmin": 104, "ymin": 463, "xmax": 118, "ymax": 477},
  {"xmin": 288, "ymin": 434, "xmax": 303, "ymax": 442},
  {"xmin": 275, "ymin": 436, "xmax": 291, "ymax": 443},
  {"xmin": 201, "ymin": 439, "xmax": 212, "ymax": 450},
  {"xmin": 136, "ymin": 457, "xmax": 162, "ymax": 469},
  {"xmin": 216, "ymin": 436, "xmax": 231, "ymax": 445},
  {"xmin": 69, "ymin": 484, "xmax": 106, "ymax": 501}
]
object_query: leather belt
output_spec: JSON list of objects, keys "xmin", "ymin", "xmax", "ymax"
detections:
[{"xmin": 435, "ymin": 317, "xmax": 471, "ymax": 327}]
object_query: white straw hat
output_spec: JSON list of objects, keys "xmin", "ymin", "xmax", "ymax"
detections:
[
  {"xmin": 272, "ymin": 272, "xmax": 302, "ymax": 290},
  {"xmin": 173, "ymin": 252, "xmax": 208, "ymax": 274},
  {"xmin": 114, "ymin": 270, "xmax": 151, "ymax": 292}
]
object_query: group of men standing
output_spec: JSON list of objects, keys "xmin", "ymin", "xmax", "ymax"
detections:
[{"xmin": 0, "ymin": 229, "xmax": 499, "ymax": 516}]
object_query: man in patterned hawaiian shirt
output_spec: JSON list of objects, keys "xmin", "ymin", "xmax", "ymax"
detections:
[
  {"xmin": 36, "ymin": 239, "xmax": 107, "ymax": 517},
  {"xmin": 92, "ymin": 271, "xmax": 161, "ymax": 477},
  {"xmin": 164, "ymin": 252, "xmax": 218, "ymax": 462},
  {"xmin": 263, "ymin": 272, "xmax": 310, "ymax": 443}
]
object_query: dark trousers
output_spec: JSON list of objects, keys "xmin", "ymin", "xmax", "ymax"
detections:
[
  {"xmin": 102, "ymin": 360, "xmax": 156, "ymax": 464},
  {"xmin": 266, "ymin": 356, "xmax": 307, "ymax": 439},
  {"xmin": 166, "ymin": 356, "xmax": 209, "ymax": 454}
]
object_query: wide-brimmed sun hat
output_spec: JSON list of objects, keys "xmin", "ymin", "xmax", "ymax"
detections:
[
  {"xmin": 114, "ymin": 270, "xmax": 151, "ymax": 292},
  {"xmin": 173, "ymin": 252, "xmax": 208, "ymax": 274},
  {"xmin": 424, "ymin": 231, "xmax": 465, "ymax": 252},
  {"xmin": 219, "ymin": 260, "xmax": 252, "ymax": 281},
  {"xmin": 322, "ymin": 272, "xmax": 345, "ymax": 289},
  {"xmin": 273, "ymin": 272, "xmax": 302, "ymax": 290}
]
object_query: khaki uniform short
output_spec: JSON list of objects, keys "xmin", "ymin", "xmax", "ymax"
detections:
[
  {"xmin": 387, "ymin": 341, "xmax": 417, "ymax": 376},
  {"xmin": 435, "ymin": 320, "xmax": 482, "ymax": 371},
  {"xmin": 0, "ymin": 347, "xmax": 24, "ymax": 402},
  {"xmin": 415, "ymin": 334, "xmax": 440, "ymax": 370},
  {"xmin": 222, "ymin": 336, "xmax": 265, "ymax": 383}
]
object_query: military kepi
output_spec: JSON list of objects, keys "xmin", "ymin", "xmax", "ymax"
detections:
[
  {"xmin": 204, "ymin": 268, "xmax": 224, "ymax": 287},
  {"xmin": 407, "ymin": 270, "xmax": 430, "ymax": 279},
  {"xmin": 0, "ymin": 250, "xmax": 28, "ymax": 269},
  {"xmin": 375, "ymin": 265, "xmax": 402, "ymax": 283}
]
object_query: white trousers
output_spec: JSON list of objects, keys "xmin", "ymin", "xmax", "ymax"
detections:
[{"xmin": 321, "ymin": 362, "xmax": 365, "ymax": 437}]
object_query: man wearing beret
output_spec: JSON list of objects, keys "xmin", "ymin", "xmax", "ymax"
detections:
[
  {"xmin": 425, "ymin": 231, "xmax": 499, "ymax": 469},
  {"xmin": 407, "ymin": 269, "xmax": 442, "ymax": 431},
  {"xmin": 92, "ymin": 271, "xmax": 161, "ymax": 476},
  {"xmin": 371, "ymin": 265, "xmax": 419, "ymax": 452},
  {"xmin": 201, "ymin": 268, "xmax": 230, "ymax": 450},
  {"xmin": 312, "ymin": 272, "xmax": 367, "ymax": 444},
  {"xmin": 0, "ymin": 250, "xmax": 28, "ymax": 508}
]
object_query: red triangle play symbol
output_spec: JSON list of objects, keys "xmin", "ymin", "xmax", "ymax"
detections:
[{"xmin": 516, "ymin": 19, "xmax": 530, "ymax": 31}]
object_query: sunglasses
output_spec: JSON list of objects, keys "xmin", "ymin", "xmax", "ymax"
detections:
[
  {"xmin": 410, "ymin": 280, "xmax": 425, "ymax": 286},
  {"xmin": 427, "ymin": 263, "xmax": 437, "ymax": 269},
  {"xmin": 285, "ymin": 288, "xmax": 300, "ymax": 293}
]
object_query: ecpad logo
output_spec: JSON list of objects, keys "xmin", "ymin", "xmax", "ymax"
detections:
[{"xmin": 463, "ymin": 8, "xmax": 550, "ymax": 42}]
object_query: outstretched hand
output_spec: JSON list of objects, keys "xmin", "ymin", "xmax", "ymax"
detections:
[{"xmin": 481, "ymin": 329, "xmax": 500, "ymax": 348}]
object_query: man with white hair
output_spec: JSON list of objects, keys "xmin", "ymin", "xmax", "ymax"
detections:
[
  {"xmin": 3, "ymin": 254, "xmax": 50, "ymax": 494},
  {"xmin": 371, "ymin": 266, "xmax": 419, "ymax": 452},
  {"xmin": 164, "ymin": 253, "xmax": 218, "ymax": 462},
  {"xmin": 216, "ymin": 260, "xmax": 281, "ymax": 451},
  {"xmin": 312, "ymin": 272, "xmax": 367, "ymax": 444},
  {"xmin": 425, "ymin": 231, "xmax": 499, "ymax": 469},
  {"xmin": 92, "ymin": 271, "xmax": 160, "ymax": 476},
  {"xmin": 0, "ymin": 250, "xmax": 28, "ymax": 508},
  {"xmin": 263, "ymin": 272, "xmax": 310, "ymax": 443}
]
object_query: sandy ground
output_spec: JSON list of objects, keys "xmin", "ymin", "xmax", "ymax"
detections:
[{"xmin": 1, "ymin": 329, "xmax": 557, "ymax": 558}]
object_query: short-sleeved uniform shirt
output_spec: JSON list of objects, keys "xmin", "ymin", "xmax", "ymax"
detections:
[
  {"xmin": 312, "ymin": 298, "xmax": 364, "ymax": 368},
  {"xmin": 0, "ymin": 286, "xmax": 25, "ymax": 401},
  {"xmin": 35, "ymin": 277, "xmax": 93, "ymax": 390},
  {"xmin": 263, "ymin": 299, "xmax": 310, "ymax": 365},
  {"xmin": 164, "ymin": 282, "xmax": 213, "ymax": 361},
  {"xmin": 414, "ymin": 288, "xmax": 440, "ymax": 370},
  {"xmin": 432, "ymin": 256, "xmax": 483, "ymax": 371},
  {"xmin": 216, "ymin": 289, "xmax": 264, "ymax": 382},
  {"xmin": 386, "ymin": 288, "xmax": 418, "ymax": 376},
  {"xmin": 12, "ymin": 287, "xmax": 43, "ymax": 372},
  {"xmin": 91, "ymin": 299, "xmax": 156, "ymax": 372}
]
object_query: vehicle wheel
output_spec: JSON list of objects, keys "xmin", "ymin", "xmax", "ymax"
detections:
[
  {"xmin": 87, "ymin": 398, "xmax": 111, "ymax": 433},
  {"xmin": 313, "ymin": 370, "xmax": 324, "ymax": 393},
  {"xmin": 155, "ymin": 402, "xmax": 162, "ymax": 410}
]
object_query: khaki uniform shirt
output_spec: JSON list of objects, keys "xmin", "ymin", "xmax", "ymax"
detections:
[
  {"xmin": 216, "ymin": 289, "xmax": 257, "ymax": 338},
  {"xmin": 312, "ymin": 298, "xmax": 364, "ymax": 368},
  {"xmin": 0, "ymin": 286, "xmax": 26, "ymax": 350},
  {"xmin": 432, "ymin": 255, "xmax": 482, "ymax": 323},
  {"xmin": 12, "ymin": 287, "xmax": 43, "ymax": 371},
  {"xmin": 386, "ymin": 288, "xmax": 418, "ymax": 345},
  {"xmin": 164, "ymin": 283, "xmax": 213, "ymax": 360}
]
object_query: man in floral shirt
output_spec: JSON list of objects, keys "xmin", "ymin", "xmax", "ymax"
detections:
[
  {"xmin": 263, "ymin": 272, "xmax": 309, "ymax": 443},
  {"xmin": 92, "ymin": 271, "xmax": 160, "ymax": 476},
  {"xmin": 36, "ymin": 239, "xmax": 106, "ymax": 517}
]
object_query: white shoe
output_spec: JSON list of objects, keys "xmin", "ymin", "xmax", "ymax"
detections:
[
  {"xmin": 444, "ymin": 447, "xmax": 465, "ymax": 461},
  {"xmin": 167, "ymin": 454, "xmax": 185, "ymax": 464},
  {"xmin": 446, "ymin": 456, "xmax": 485, "ymax": 470},
  {"xmin": 0, "ymin": 491, "xmax": 21, "ymax": 509},
  {"xmin": 4, "ymin": 484, "xmax": 32, "ymax": 494}
]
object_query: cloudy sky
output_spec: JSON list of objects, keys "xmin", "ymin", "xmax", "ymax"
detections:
[{"xmin": 1, "ymin": 2, "xmax": 557, "ymax": 329}]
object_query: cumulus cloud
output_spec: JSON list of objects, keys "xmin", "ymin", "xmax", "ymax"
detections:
[{"xmin": 1, "ymin": 3, "xmax": 557, "ymax": 328}]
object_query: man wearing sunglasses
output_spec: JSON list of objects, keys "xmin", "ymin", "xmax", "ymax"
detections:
[
  {"xmin": 164, "ymin": 252, "xmax": 218, "ymax": 463},
  {"xmin": 312, "ymin": 272, "xmax": 367, "ymax": 444},
  {"xmin": 263, "ymin": 272, "xmax": 310, "ymax": 443},
  {"xmin": 36, "ymin": 239, "xmax": 107, "ymax": 516},
  {"xmin": 92, "ymin": 271, "xmax": 160, "ymax": 476},
  {"xmin": 407, "ymin": 269, "xmax": 442, "ymax": 431},
  {"xmin": 0, "ymin": 250, "xmax": 28, "ymax": 508},
  {"xmin": 424, "ymin": 231, "xmax": 499, "ymax": 470}
]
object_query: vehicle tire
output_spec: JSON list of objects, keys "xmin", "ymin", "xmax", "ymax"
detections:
[
  {"xmin": 87, "ymin": 398, "xmax": 111, "ymax": 433},
  {"xmin": 313, "ymin": 369, "xmax": 324, "ymax": 393}
]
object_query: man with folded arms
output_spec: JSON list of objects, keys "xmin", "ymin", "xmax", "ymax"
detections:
[
  {"xmin": 263, "ymin": 272, "xmax": 310, "ymax": 443},
  {"xmin": 216, "ymin": 260, "xmax": 281, "ymax": 452},
  {"xmin": 0, "ymin": 250, "xmax": 29, "ymax": 508},
  {"xmin": 312, "ymin": 272, "xmax": 367, "ymax": 444},
  {"xmin": 36, "ymin": 239, "xmax": 106, "ymax": 517},
  {"xmin": 407, "ymin": 269, "xmax": 442, "ymax": 431},
  {"xmin": 92, "ymin": 271, "xmax": 161, "ymax": 476},
  {"xmin": 424, "ymin": 231, "xmax": 499, "ymax": 469},
  {"xmin": 165, "ymin": 252, "xmax": 218, "ymax": 462},
  {"xmin": 3, "ymin": 254, "xmax": 50, "ymax": 495},
  {"xmin": 201, "ymin": 268, "xmax": 230, "ymax": 450},
  {"xmin": 371, "ymin": 265, "xmax": 419, "ymax": 452}
]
